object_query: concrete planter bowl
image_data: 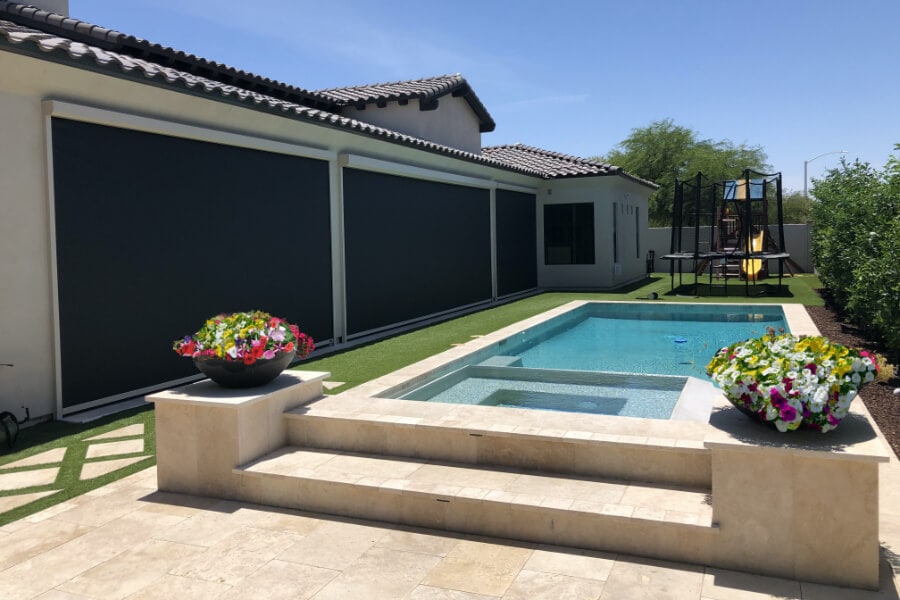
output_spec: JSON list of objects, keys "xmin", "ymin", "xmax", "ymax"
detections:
[{"xmin": 194, "ymin": 350, "xmax": 294, "ymax": 388}]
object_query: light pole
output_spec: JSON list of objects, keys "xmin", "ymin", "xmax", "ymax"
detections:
[{"xmin": 804, "ymin": 150, "xmax": 847, "ymax": 198}]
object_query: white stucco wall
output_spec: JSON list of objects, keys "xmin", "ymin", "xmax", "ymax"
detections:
[
  {"xmin": 341, "ymin": 96, "xmax": 483, "ymax": 154},
  {"xmin": 0, "ymin": 50, "xmax": 539, "ymax": 418},
  {"xmin": 0, "ymin": 88, "xmax": 56, "ymax": 420},
  {"xmin": 537, "ymin": 177, "xmax": 652, "ymax": 290}
]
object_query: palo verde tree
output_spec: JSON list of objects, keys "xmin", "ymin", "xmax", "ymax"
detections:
[{"xmin": 600, "ymin": 119, "xmax": 769, "ymax": 226}]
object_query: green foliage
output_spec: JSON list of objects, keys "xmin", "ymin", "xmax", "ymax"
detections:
[
  {"xmin": 811, "ymin": 148, "xmax": 900, "ymax": 358},
  {"xmin": 601, "ymin": 119, "xmax": 770, "ymax": 226},
  {"xmin": 776, "ymin": 191, "xmax": 813, "ymax": 224}
]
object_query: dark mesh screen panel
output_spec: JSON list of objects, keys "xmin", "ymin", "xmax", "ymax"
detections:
[
  {"xmin": 343, "ymin": 169, "xmax": 491, "ymax": 335},
  {"xmin": 51, "ymin": 118, "xmax": 333, "ymax": 409},
  {"xmin": 496, "ymin": 190, "xmax": 537, "ymax": 296}
]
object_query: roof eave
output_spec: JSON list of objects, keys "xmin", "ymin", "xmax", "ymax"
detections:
[
  {"xmin": 547, "ymin": 171, "xmax": 659, "ymax": 189},
  {"xmin": 0, "ymin": 35, "xmax": 544, "ymax": 180}
]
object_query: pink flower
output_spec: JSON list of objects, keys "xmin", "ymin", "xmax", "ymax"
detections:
[
  {"xmin": 770, "ymin": 388, "xmax": 786, "ymax": 408},
  {"xmin": 780, "ymin": 405, "xmax": 797, "ymax": 421}
]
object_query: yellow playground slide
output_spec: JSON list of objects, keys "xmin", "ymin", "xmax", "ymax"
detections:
[{"xmin": 741, "ymin": 230, "xmax": 765, "ymax": 281}]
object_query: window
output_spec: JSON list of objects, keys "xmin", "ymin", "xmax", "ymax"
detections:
[
  {"xmin": 635, "ymin": 207, "xmax": 640, "ymax": 258},
  {"xmin": 544, "ymin": 203, "xmax": 594, "ymax": 264},
  {"xmin": 612, "ymin": 202, "xmax": 618, "ymax": 263}
]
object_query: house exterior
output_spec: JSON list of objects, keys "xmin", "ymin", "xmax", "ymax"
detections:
[{"xmin": 0, "ymin": 0, "xmax": 656, "ymax": 419}]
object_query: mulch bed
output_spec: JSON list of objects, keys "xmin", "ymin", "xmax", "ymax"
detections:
[{"xmin": 805, "ymin": 299, "xmax": 900, "ymax": 460}]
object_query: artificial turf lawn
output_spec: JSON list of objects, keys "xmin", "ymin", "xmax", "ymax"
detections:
[
  {"xmin": 0, "ymin": 275, "xmax": 821, "ymax": 523},
  {"xmin": 0, "ymin": 405, "xmax": 155, "ymax": 526}
]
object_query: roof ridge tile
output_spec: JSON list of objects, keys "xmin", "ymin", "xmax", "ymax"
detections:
[{"xmin": 316, "ymin": 72, "xmax": 494, "ymax": 133}]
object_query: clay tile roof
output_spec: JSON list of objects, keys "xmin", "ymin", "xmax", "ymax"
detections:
[
  {"xmin": 0, "ymin": 2, "xmax": 648, "ymax": 185},
  {"xmin": 317, "ymin": 74, "xmax": 496, "ymax": 133},
  {"xmin": 0, "ymin": 6, "xmax": 544, "ymax": 177},
  {"xmin": 482, "ymin": 144, "xmax": 658, "ymax": 187}
]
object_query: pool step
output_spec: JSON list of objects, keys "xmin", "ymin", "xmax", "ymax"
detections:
[
  {"xmin": 477, "ymin": 355, "xmax": 523, "ymax": 367},
  {"xmin": 236, "ymin": 446, "xmax": 717, "ymax": 564},
  {"xmin": 285, "ymin": 406, "xmax": 712, "ymax": 487}
]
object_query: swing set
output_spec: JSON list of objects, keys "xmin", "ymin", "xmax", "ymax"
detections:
[{"xmin": 661, "ymin": 169, "xmax": 793, "ymax": 296}]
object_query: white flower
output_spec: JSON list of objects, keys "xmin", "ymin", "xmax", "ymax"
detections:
[
  {"xmin": 808, "ymin": 386, "xmax": 828, "ymax": 413},
  {"xmin": 728, "ymin": 384, "xmax": 745, "ymax": 397}
]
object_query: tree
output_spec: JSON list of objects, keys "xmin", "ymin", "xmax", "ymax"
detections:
[
  {"xmin": 600, "ymin": 119, "xmax": 770, "ymax": 226},
  {"xmin": 811, "ymin": 150, "xmax": 900, "ymax": 359},
  {"xmin": 775, "ymin": 191, "xmax": 813, "ymax": 224}
]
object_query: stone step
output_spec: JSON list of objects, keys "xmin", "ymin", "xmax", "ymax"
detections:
[
  {"xmin": 236, "ymin": 446, "xmax": 718, "ymax": 565},
  {"xmin": 285, "ymin": 407, "xmax": 712, "ymax": 487}
]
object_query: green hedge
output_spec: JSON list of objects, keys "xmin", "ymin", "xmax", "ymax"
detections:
[{"xmin": 811, "ymin": 147, "xmax": 900, "ymax": 359}]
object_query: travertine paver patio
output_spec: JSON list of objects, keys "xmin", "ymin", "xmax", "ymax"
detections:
[{"xmin": 0, "ymin": 432, "xmax": 896, "ymax": 599}]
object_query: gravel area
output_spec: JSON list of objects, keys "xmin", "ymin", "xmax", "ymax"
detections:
[{"xmin": 805, "ymin": 302, "xmax": 900, "ymax": 460}]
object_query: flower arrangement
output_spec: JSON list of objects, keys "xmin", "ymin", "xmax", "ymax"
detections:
[
  {"xmin": 706, "ymin": 330, "xmax": 878, "ymax": 432},
  {"xmin": 173, "ymin": 310, "xmax": 314, "ymax": 365}
]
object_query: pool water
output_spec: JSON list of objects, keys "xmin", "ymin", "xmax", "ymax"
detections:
[
  {"xmin": 399, "ymin": 366, "xmax": 686, "ymax": 419},
  {"xmin": 390, "ymin": 302, "xmax": 789, "ymax": 420},
  {"xmin": 506, "ymin": 304, "xmax": 785, "ymax": 380}
]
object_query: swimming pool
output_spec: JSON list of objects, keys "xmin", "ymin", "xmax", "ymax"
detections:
[
  {"xmin": 503, "ymin": 303, "xmax": 785, "ymax": 380},
  {"xmin": 383, "ymin": 302, "xmax": 789, "ymax": 420}
]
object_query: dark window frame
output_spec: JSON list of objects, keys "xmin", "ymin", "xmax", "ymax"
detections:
[{"xmin": 543, "ymin": 203, "xmax": 595, "ymax": 265}]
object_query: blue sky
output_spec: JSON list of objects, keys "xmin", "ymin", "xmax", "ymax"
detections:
[{"xmin": 74, "ymin": 0, "xmax": 899, "ymax": 193}]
